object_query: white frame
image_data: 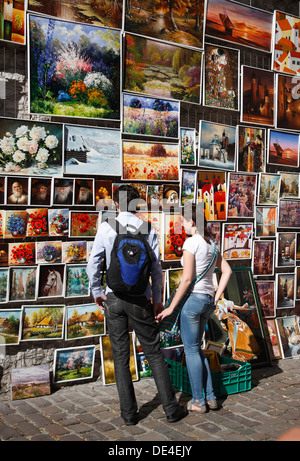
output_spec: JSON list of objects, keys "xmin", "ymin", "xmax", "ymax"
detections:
[
  {"xmin": 180, "ymin": 168, "xmax": 197, "ymax": 206},
  {"xmin": 271, "ymin": 10, "xmax": 300, "ymax": 76},
  {"xmin": 197, "ymin": 169, "xmax": 227, "ymax": 222},
  {"xmin": 0, "ymin": 308, "xmax": 21, "ymax": 346},
  {"xmin": 0, "ymin": 268, "xmax": 9, "ymax": 304},
  {"xmin": 255, "ymin": 206, "xmax": 277, "ymax": 239},
  {"xmin": 6, "ymin": 176, "xmax": 30, "ymax": 207},
  {"xmin": 29, "ymin": 176, "xmax": 53, "ymax": 207},
  {"xmin": 267, "ymin": 128, "xmax": 300, "ymax": 168},
  {"xmin": 37, "ymin": 263, "xmax": 66, "ymax": 299},
  {"xmin": 65, "ymin": 303, "xmax": 106, "ymax": 341},
  {"xmin": 9, "ymin": 266, "xmax": 38, "ymax": 302},
  {"xmin": 275, "ymin": 272, "xmax": 296, "ymax": 310},
  {"xmin": 275, "ymin": 73, "xmax": 300, "ymax": 131},
  {"xmin": 277, "ymin": 200, "xmax": 300, "ymax": 229},
  {"xmin": 52, "ymin": 177, "xmax": 74, "ymax": 206},
  {"xmin": 53, "ymin": 345, "xmax": 96, "ymax": 383},
  {"xmin": 62, "ymin": 240, "xmax": 87, "ymax": 264},
  {"xmin": 20, "ymin": 304, "xmax": 65, "ymax": 342},
  {"xmin": 65, "ymin": 264, "xmax": 90, "ymax": 299},
  {"xmin": 227, "ymin": 172, "xmax": 257, "ymax": 219},
  {"xmin": 36, "ymin": 240, "xmax": 62, "ymax": 264},
  {"xmin": 236, "ymin": 125, "xmax": 266, "ymax": 173},
  {"xmin": 180, "ymin": 127, "xmax": 196, "ymax": 166},
  {"xmin": 167, "ymin": 267, "xmax": 183, "ymax": 298},
  {"xmin": 162, "ymin": 211, "xmax": 184, "ymax": 262},
  {"xmin": 276, "ymin": 316, "xmax": 300, "ymax": 359},
  {"xmin": 68, "ymin": 211, "xmax": 100, "ymax": 238},
  {"xmin": 198, "ymin": 120, "xmax": 236, "ymax": 171},
  {"xmin": 252, "ymin": 239, "xmax": 275, "ymax": 277},
  {"xmin": 254, "ymin": 280, "xmax": 276, "ymax": 319},
  {"xmin": 48, "ymin": 208, "xmax": 69, "ymax": 237},
  {"xmin": 257, "ymin": 172, "xmax": 281, "ymax": 206},
  {"xmin": 26, "ymin": 207, "xmax": 49, "ymax": 238},
  {"xmin": 222, "ymin": 222, "xmax": 253, "ymax": 260},
  {"xmin": 8, "ymin": 241, "xmax": 36, "ymax": 266},
  {"xmin": 276, "ymin": 232, "xmax": 297, "ymax": 268},
  {"xmin": 73, "ymin": 178, "xmax": 95, "ymax": 207},
  {"xmin": 279, "ymin": 171, "xmax": 300, "ymax": 199}
]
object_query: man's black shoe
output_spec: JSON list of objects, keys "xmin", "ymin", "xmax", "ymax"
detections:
[
  {"xmin": 166, "ymin": 405, "xmax": 188, "ymax": 423},
  {"xmin": 122, "ymin": 413, "xmax": 138, "ymax": 426}
]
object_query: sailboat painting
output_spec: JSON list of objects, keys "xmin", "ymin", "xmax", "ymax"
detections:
[
  {"xmin": 268, "ymin": 129, "xmax": 299, "ymax": 168},
  {"xmin": 205, "ymin": 0, "xmax": 273, "ymax": 52}
]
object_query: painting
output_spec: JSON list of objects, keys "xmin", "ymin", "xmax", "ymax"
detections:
[
  {"xmin": 278, "ymin": 200, "xmax": 300, "ymax": 228},
  {"xmin": 0, "ymin": 117, "xmax": 63, "ymax": 176},
  {"xmin": 162, "ymin": 212, "xmax": 186, "ymax": 261},
  {"xmin": 264, "ymin": 319, "xmax": 282, "ymax": 360},
  {"xmin": 258, "ymin": 173, "xmax": 281, "ymax": 206},
  {"xmin": 227, "ymin": 173, "xmax": 256, "ymax": 218},
  {"xmin": 0, "ymin": 244, "xmax": 8, "ymax": 267},
  {"xmin": 197, "ymin": 170, "xmax": 227, "ymax": 221},
  {"xmin": 253, "ymin": 240, "xmax": 275, "ymax": 277},
  {"xmin": 73, "ymin": 179, "xmax": 94, "ymax": 206},
  {"xmin": 180, "ymin": 169, "xmax": 197, "ymax": 206},
  {"xmin": 122, "ymin": 140, "xmax": 179, "ymax": 182},
  {"xmin": 296, "ymin": 267, "xmax": 300, "ymax": 300},
  {"xmin": 207, "ymin": 222, "xmax": 221, "ymax": 251},
  {"xmin": 53, "ymin": 345, "xmax": 95, "ymax": 383},
  {"xmin": 205, "ymin": 0, "xmax": 273, "ymax": 52},
  {"xmin": 69, "ymin": 211, "xmax": 99, "ymax": 238},
  {"xmin": 255, "ymin": 206, "xmax": 277, "ymax": 238},
  {"xmin": 100, "ymin": 333, "xmax": 137, "ymax": 385},
  {"xmin": 48, "ymin": 208, "xmax": 69, "ymax": 236},
  {"xmin": 276, "ymin": 316, "xmax": 300, "ymax": 358},
  {"xmin": 122, "ymin": 94, "xmax": 179, "ymax": 139},
  {"xmin": 279, "ymin": 172, "xmax": 299, "ymax": 199},
  {"xmin": 222, "ymin": 223, "xmax": 253, "ymax": 260},
  {"xmin": 276, "ymin": 74, "xmax": 300, "ymax": 131},
  {"xmin": 9, "ymin": 266, "xmax": 37, "ymax": 302},
  {"xmin": 272, "ymin": 11, "xmax": 300, "ymax": 76},
  {"xmin": 236, "ymin": 125, "xmax": 265, "ymax": 173},
  {"xmin": 27, "ymin": 0, "xmax": 123, "ymax": 29},
  {"xmin": 52, "ymin": 178, "xmax": 74, "ymax": 205},
  {"xmin": 124, "ymin": 0, "xmax": 206, "ymax": 49},
  {"xmin": 0, "ymin": 268, "xmax": 9, "ymax": 302},
  {"xmin": 0, "ymin": 308, "xmax": 21, "ymax": 345},
  {"xmin": 3, "ymin": 211, "xmax": 27, "ymax": 239},
  {"xmin": 21, "ymin": 304, "xmax": 65, "ymax": 341},
  {"xmin": 62, "ymin": 241, "xmax": 87, "ymax": 264},
  {"xmin": 167, "ymin": 268, "xmax": 183, "ymax": 298},
  {"xmin": 276, "ymin": 273, "xmax": 295, "ymax": 309},
  {"xmin": 241, "ymin": 66, "xmax": 275, "ymax": 127},
  {"xmin": 64, "ymin": 125, "xmax": 121, "ymax": 176},
  {"xmin": 6, "ymin": 177, "xmax": 29, "ymax": 205},
  {"xmin": 210, "ymin": 267, "xmax": 271, "ymax": 366},
  {"xmin": 255, "ymin": 281, "xmax": 275, "ymax": 318},
  {"xmin": 0, "ymin": 177, "xmax": 5, "ymax": 205},
  {"xmin": 198, "ymin": 121, "xmax": 236, "ymax": 171},
  {"xmin": 95, "ymin": 180, "xmax": 113, "ymax": 209},
  {"xmin": 180, "ymin": 128, "xmax": 196, "ymax": 165},
  {"xmin": 267, "ymin": 129, "xmax": 299, "ymax": 167},
  {"xmin": 9, "ymin": 242, "xmax": 36, "ymax": 266},
  {"xmin": 36, "ymin": 241, "xmax": 62, "ymax": 264},
  {"xmin": 124, "ymin": 33, "xmax": 202, "ymax": 104},
  {"xmin": 26, "ymin": 208, "xmax": 48, "ymax": 237},
  {"xmin": 11, "ymin": 364, "xmax": 51, "ymax": 401},
  {"xmin": 136, "ymin": 211, "xmax": 162, "ymax": 255},
  {"xmin": 66, "ymin": 303, "xmax": 105, "ymax": 340},
  {"xmin": 203, "ymin": 44, "xmax": 239, "ymax": 110},
  {"xmin": 65, "ymin": 264, "xmax": 89, "ymax": 298},
  {"xmin": 277, "ymin": 232, "xmax": 296, "ymax": 267},
  {"xmin": 0, "ymin": 0, "xmax": 25, "ymax": 44},
  {"xmin": 28, "ymin": 14, "xmax": 121, "ymax": 120},
  {"xmin": 30, "ymin": 177, "xmax": 52, "ymax": 206},
  {"xmin": 37, "ymin": 264, "xmax": 65, "ymax": 299}
]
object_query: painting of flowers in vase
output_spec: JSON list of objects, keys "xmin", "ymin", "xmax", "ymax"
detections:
[
  {"xmin": 48, "ymin": 209, "xmax": 69, "ymax": 236},
  {"xmin": 26, "ymin": 209, "xmax": 48, "ymax": 237},
  {"xmin": 162, "ymin": 213, "xmax": 187, "ymax": 261},
  {"xmin": 9, "ymin": 243, "xmax": 36, "ymax": 265},
  {"xmin": 69, "ymin": 212, "xmax": 99, "ymax": 238},
  {"xmin": 4, "ymin": 211, "xmax": 27, "ymax": 239}
]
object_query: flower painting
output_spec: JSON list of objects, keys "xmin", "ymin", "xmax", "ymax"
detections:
[
  {"xmin": 36, "ymin": 241, "xmax": 62, "ymax": 264},
  {"xmin": 28, "ymin": 14, "xmax": 120, "ymax": 120},
  {"xmin": 54, "ymin": 345, "xmax": 95, "ymax": 383},
  {"xmin": 163, "ymin": 213, "xmax": 187, "ymax": 261},
  {"xmin": 26, "ymin": 209, "xmax": 48, "ymax": 237},
  {"xmin": 0, "ymin": 118, "xmax": 63, "ymax": 176},
  {"xmin": 9, "ymin": 243, "xmax": 36, "ymax": 266},
  {"xmin": 123, "ymin": 141, "xmax": 179, "ymax": 182},
  {"xmin": 48, "ymin": 209, "xmax": 69, "ymax": 236},
  {"xmin": 69, "ymin": 212, "xmax": 99, "ymax": 238},
  {"xmin": 4, "ymin": 211, "xmax": 27, "ymax": 239},
  {"xmin": 62, "ymin": 241, "xmax": 87, "ymax": 264}
]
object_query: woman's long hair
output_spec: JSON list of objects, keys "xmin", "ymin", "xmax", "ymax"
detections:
[{"xmin": 183, "ymin": 203, "xmax": 211, "ymax": 243}]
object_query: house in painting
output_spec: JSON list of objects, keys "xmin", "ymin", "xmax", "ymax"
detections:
[
  {"xmin": 274, "ymin": 13, "xmax": 300, "ymax": 74},
  {"xmin": 0, "ymin": 317, "xmax": 9, "ymax": 330},
  {"xmin": 65, "ymin": 133, "xmax": 88, "ymax": 163}
]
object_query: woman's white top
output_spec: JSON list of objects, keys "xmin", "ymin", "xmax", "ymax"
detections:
[{"xmin": 181, "ymin": 234, "xmax": 217, "ymax": 297}]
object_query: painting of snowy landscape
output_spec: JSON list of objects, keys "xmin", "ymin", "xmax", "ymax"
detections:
[{"xmin": 63, "ymin": 125, "xmax": 121, "ymax": 176}]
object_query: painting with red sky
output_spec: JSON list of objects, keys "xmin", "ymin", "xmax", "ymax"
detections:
[{"xmin": 205, "ymin": 0, "xmax": 273, "ymax": 52}]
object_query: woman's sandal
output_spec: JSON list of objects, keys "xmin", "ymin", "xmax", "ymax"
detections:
[
  {"xmin": 186, "ymin": 400, "xmax": 207, "ymax": 413},
  {"xmin": 206, "ymin": 399, "xmax": 219, "ymax": 410}
]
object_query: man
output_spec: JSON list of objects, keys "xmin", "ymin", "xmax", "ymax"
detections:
[
  {"xmin": 7, "ymin": 180, "xmax": 28, "ymax": 204},
  {"xmin": 31, "ymin": 179, "xmax": 51, "ymax": 206},
  {"xmin": 53, "ymin": 178, "xmax": 73, "ymax": 205},
  {"xmin": 76, "ymin": 180, "xmax": 94, "ymax": 205},
  {"xmin": 86, "ymin": 184, "xmax": 187, "ymax": 426}
]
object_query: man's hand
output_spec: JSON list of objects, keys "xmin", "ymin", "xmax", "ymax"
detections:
[{"xmin": 95, "ymin": 295, "xmax": 107, "ymax": 310}]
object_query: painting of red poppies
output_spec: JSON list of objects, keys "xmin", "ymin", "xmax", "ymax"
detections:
[
  {"xmin": 26, "ymin": 209, "xmax": 48, "ymax": 237},
  {"xmin": 9, "ymin": 242, "xmax": 36, "ymax": 265},
  {"xmin": 162, "ymin": 213, "xmax": 187, "ymax": 261},
  {"xmin": 69, "ymin": 212, "xmax": 99, "ymax": 237}
]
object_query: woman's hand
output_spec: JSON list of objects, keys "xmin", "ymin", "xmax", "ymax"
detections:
[{"xmin": 156, "ymin": 305, "xmax": 175, "ymax": 322}]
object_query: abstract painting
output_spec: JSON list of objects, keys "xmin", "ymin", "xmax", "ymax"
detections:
[{"xmin": 1, "ymin": 0, "xmax": 26, "ymax": 44}]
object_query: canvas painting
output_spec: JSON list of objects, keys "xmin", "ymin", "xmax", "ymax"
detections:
[
  {"xmin": 122, "ymin": 141, "xmax": 179, "ymax": 182},
  {"xmin": 9, "ymin": 242, "xmax": 36, "ymax": 266},
  {"xmin": 0, "ymin": 177, "xmax": 5, "ymax": 205},
  {"xmin": 161, "ymin": 184, "xmax": 180, "ymax": 209},
  {"xmin": 272, "ymin": 11, "xmax": 300, "ymax": 76},
  {"xmin": 180, "ymin": 169, "xmax": 197, "ymax": 206},
  {"xmin": 253, "ymin": 240, "xmax": 275, "ymax": 277},
  {"xmin": 0, "ymin": 308, "xmax": 21, "ymax": 345},
  {"xmin": 162, "ymin": 212, "xmax": 187, "ymax": 261},
  {"xmin": 204, "ymin": 44, "xmax": 239, "ymax": 110},
  {"xmin": 278, "ymin": 200, "xmax": 300, "ymax": 228},
  {"xmin": 180, "ymin": 128, "xmax": 196, "ymax": 165},
  {"xmin": 95, "ymin": 180, "xmax": 113, "ymax": 209},
  {"xmin": 52, "ymin": 178, "xmax": 74, "ymax": 205},
  {"xmin": 227, "ymin": 173, "xmax": 256, "ymax": 218},
  {"xmin": 207, "ymin": 222, "xmax": 221, "ymax": 251},
  {"xmin": 0, "ymin": 0, "xmax": 25, "ymax": 44},
  {"xmin": 66, "ymin": 303, "xmax": 105, "ymax": 340},
  {"xmin": 69, "ymin": 212, "xmax": 99, "ymax": 238},
  {"xmin": 222, "ymin": 223, "xmax": 253, "ymax": 260},
  {"xmin": 0, "ymin": 268, "xmax": 9, "ymax": 303},
  {"xmin": 205, "ymin": 0, "xmax": 273, "ymax": 52},
  {"xmin": 30, "ymin": 177, "xmax": 52, "ymax": 206},
  {"xmin": 296, "ymin": 267, "xmax": 300, "ymax": 299},
  {"xmin": 0, "ymin": 117, "xmax": 63, "ymax": 176},
  {"xmin": 53, "ymin": 345, "xmax": 95, "ymax": 383},
  {"xmin": 64, "ymin": 125, "xmax": 121, "ymax": 176},
  {"xmin": 124, "ymin": 33, "xmax": 202, "ymax": 104},
  {"xmin": 27, "ymin": 0, "xmax": 123, "ymax": 29},
  {"xmin": 11, "ymin": 364, "xmax": 51, "ymax": 401},
  {"xmin": 62, "ymin": 241, "xmax": 87, "ymax": 264},
  {"xmin": 73, "ymin": 179, "xmax": 94, "ymax": 206},
  {"xmin": 198, "ymin": 121, "xmax": 236, "ymax": 171},
  {"xmin": 37, "ymin": 264, "xmax": 65, "ymax": 299},
  {"xmin": 65, "ymin": 264, "xmax": 89, "ymax": 298},
  {"xmin": 167, "ymin": 268, "xmax": 183, "ymax": 298},
  {"xmin": 197, "ymin": 170, "xmax": 227, "ymax": 221},
  {"xmin": 28, "ymin": 14, "xmax": 121, "ymax": 120},
  {"xmin": 136, "ymin": 211, "xmax": 162, "ymax": 255},
  {"xmin": 255, "ymin": 281, "xmax": 275, "ymax": 318},
  {"xmin": 100, "ymin": 333, "xmax": 137, "ymax": 385},
  {"xmin": 26, "ymin": 208, "xmax": 48, "ymax": 237},
  {"xmin": 21, "ymin": 304, "xmax": 65, "ymax": 341},
  {"xmin": 255, "ymin": 206, "xmax": 277, "ymax": 238},
  {"xmin": 276, "ymin": 316, "xmax": 300, "ymax": 358},
  {"xmin": 124, "ymin": 0, "xmax": 206, "ymax": 49},
  {"xmin": 146, "ymin": 185, "xmax": 163, "ymax": 210},
  {"xmin": 137, "ymin": 353, "xmax": 152, "ymax": 379},
  {"xmin": 279, "ymin": 172, "xmax": 300, "ymax": 199},
  {"xmin": 122, "ymin": 94, "xmax": 179, "ymax": 139},
  {"xmin": 48, "ymin": 208, "xmax": 69, "ymax": 236},
  {"xmin": 236, "ymin": 125, "xmax": 265, "ymax": 173},
  {"xmin": 265, "ymin": 319, "xmax": 282, "ymax": 360},
  {"xmin": 0, "ymin": 244, "xmax": 8, "ymax": 267},
  {"xmin": 241, "ymin": 66, "xmax": 275, "ymax": 126},
  {"xmin": 36, "ymin": 241, "xmax": 62, "ymax": 264},
  {"xmin": 268, "ymin": 129, "xmax": 299, "ymax": 167},
  {"xmin": 6, "ymin": 177, "xmax": 29, "ymax": 205},
  {"xmin": 9, "ymin": 266, "xmax": 37, "ymax": 302},
  {"xmin": 276, "ymin": 273, "xmax": 295, "ymax": 309},
  {"xmin": 277, "ymin": 232, "xmax": 296, "ymax": 267},
  {"xmin": 276, "ymin": 74, "xmax": 300, "ymax": 131},
  {"xmin": 258, "ymin": 173, "xmax": 281, "ymax": 206},
  {"xmin": 3, "ymin": 211, "xmax": 27, "ymax": 239}
]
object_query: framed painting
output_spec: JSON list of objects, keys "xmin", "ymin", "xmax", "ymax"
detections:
[
  {"xmin": 241, "ymin": 66, "xmax": 275, "ymax": 126},
  {"xmin": 6, "ymin": 177, "xmax": 29, "ymax": 206},
  {"xmin": 205, "ymin": 0, "xmax": 273, "ymax": 53},
  {"xmin": 180, "ymin": 169, "xmax": 197, "ymax": 206},
  {"xmin": 197, "ymin": 170, "xmax": 227, "ymax": 221},
  {"xmin": 255, "ymin": 206, "xmax": 277, "ymax": 238},
  {"xmin": 255, "ymin": 281, "xmax": 275, "ymax": 318},
  {"xmin": 167, "ymin": 268, "xmax": 183, "ymax": 298},
  {"xmin": 161, "ymin": 184, "xmax": 180, "ymax": 210},
  {"xmin": 74, "ymin": 178, "xmax": 94, "ymax": 207},
  {"xmin": 276, "ymin": 316, "xmax": 300, "ymax": 359},
  {"xmin": 136, "ymin": 211, "xmax": 162, "ymax": 255},
  {"xmin": 124, "ymin": 33, "xmax": 203, "ymax": 104},
  {"xmin": 252, "ymin": 240, "xmax": 275, "ymax": 277},
  {"xmin": 207, "ymin": 222, "xmax": 221, "ymax": 252},
  {"xmin": 52, "ymin": 178, "xmax": 74, "ymax": 206},
  {"xmin": 1, "ymin": 0, "xmax": 26, "ymax": 45},
  {"xmin": 69, "ymin": 211, "xmax": 99, "ymax": 238},
  {"xmin": 95, "ymin": 180, "xmax": 113, "ymax": 210},
  {"xmin": 279, "ymin": 172, "xmax": 300, "ymax": 199},
  {"xmin": 277, "ymin": 232, "xmax": 296, "ymax": 268},
  {"xmin": 36, "ymin": 241, "xmax": 62, "ymax": 264},
  {"xmin": 278, "ymin": 200, "xmax": 300, "ymax": 228},
  {"xmin": 100, "ymin": 333, "xmax": 137, "ymax": 385},
  {"xmin": 272, "ymin": 11, "xmax": 300, "ymax": 76},
  {"xmin": 28, "ymin": 14, "xmax": 121, "ymax": 120},
  {"xmin": 162, "ymin": 212, "xmax": 187, "ymax": 262},
  {"xmin": 227, "ymin": 173, "xmax": 256, "ymax": 219},
  {"xmin": 146, "ymin": 185, "xmax": 163, "ymax": 211},
  {"xmin": 62, "ymin": 241, "xmax": 87, "ymax": 264},
  {"xmin": 3, "ymin": 211, "xmax": 27, "ymax": 239},
  {"xmin": 137, "ymin": 353, "xmax": 152, "ymax": 379},
  {"xmin": 222, "ymin": 223, "xmax": 253, "ymax": 260},
  {"xmin": 11, "ymin": 364, "xmax": 51, "ymax": 401},
  {"xmin": 122, "ymin": 140, "xmax": 179, "ymax": 182},
  {"xmin": 203, "ymin": 44, "xmax": 239, "ymax": 111},
  {"xmin": 9, "ymin": 266, "xmax": 37, "ymax": 302},
  {"xmin": 295, "ymin": 267, "xmax": 300, "ymax": 300},
  {"xmin": 276, "ymin": 273, "xmax": 295, "ymax": 309},
  {"xmin": 65, "ymin": 264, "xmax": 90, "ymax": 298},
  {"xmin": 264, "ymin": 319, "xmax": 282, "ymax": 360},
  {"xmin": 124, "ymin": 0, "xmax": 206, "ymax": 49},
  {"xmin": 37, "ymin": 264, "xmax": 65, "ymax": 299},
  {"xmin": 66, "ymin": 303, "xmax": 105, "ymax": 340},
  {"xmin": 0, "ymin": 268, "xmax": 9, "ymax": 303},
  {"xmin": 27, "ymin": 0, "xmax": 123, "ymax": 29},
  {"xmin": 64, "ymin": 125, "xmax": 121, "ymax": 176},
  {"xmin": 48, "ymin": 208, "xmax": 69, "ymax": 237},
  {"xmin": 0, "ymin": 177, "xmax": 5, "ymax": 205},
  {"xmin": 20, "ymin": 304, "xmax": 65, "ymax": 341},
  {"xmin": 276, "ymin": 74, "xmax": 300, "ymax": 131},
  {"xmin": 9, "ymin": 242, "xmax": 36, "ymax": 266},
  {"xmin": 0, "ymin": 244, "xmax": 8, "ymax": 267},
  {"xmin": 258, "ymin": 173, "xmax": 281, "ymax": 206},
  {"xmin": 26, "ymin": 208, "xmax": 48, "ymax": 237},
  {"xmin": 30, "ymin": 178, "xmax": 52, "ymax": 207},
  {"xmin": 53, "ymin": 345, "xmax": 96, "ymax": 383},
  {"xmin": 267, "ymin": 129, "xmax": 299, "ymax": 168},
  {"xmin": 180, "ymin": 128, "xmax": 196, "ymax": 166},
  {"xmin": 236, "ymin": 125, "xmax": 265, "ymax": 173},
  {"xmin": 122, "ymin": 93, "xmax": 179, "ymax": 139},
  {"xmin": 198, "ymin": 120, "xmax": 236, "ymax": 171},
  {"xmin": 0, "ymin": 308, "xmax": 21, "ymax": 345},
  {"xmin": 210, "ymin": 267, "xmax": 271, "ymax": 367}
]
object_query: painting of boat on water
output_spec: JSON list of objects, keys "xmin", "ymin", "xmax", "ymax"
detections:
[{"xmin": 267, "ymin": 129, "xmax": 299, "ymax": 167}]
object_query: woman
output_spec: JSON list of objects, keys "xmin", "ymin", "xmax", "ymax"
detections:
[{"xmin": 157, "ymin": 204, "xmax": 232, "ymax": 413}]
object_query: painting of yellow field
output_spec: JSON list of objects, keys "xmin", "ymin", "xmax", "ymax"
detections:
[{"xmin": 122, "ymin": 141, "xmax": 179, "ymax": 182}]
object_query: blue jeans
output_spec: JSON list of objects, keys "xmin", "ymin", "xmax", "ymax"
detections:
[
  {"xmin": 105, "ymin": 293, "xmax": 178, "ymax": 420},
  {"xmin": 180, "ymin": 293, "xmax": 216, "ymax": 405}
]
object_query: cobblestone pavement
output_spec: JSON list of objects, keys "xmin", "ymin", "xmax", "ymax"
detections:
[{"xmin": 0, "ymin": 358, "xmax": 299, "ymax": 443}]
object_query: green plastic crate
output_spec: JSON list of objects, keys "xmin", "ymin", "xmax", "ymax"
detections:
[{"xmin": 165, "ymin": 355, "xmax": 251, "ymax": 397}]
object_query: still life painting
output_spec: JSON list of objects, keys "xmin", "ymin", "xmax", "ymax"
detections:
[
  {"xmin": 36, "ymin": 241, "xmax": 62, "ymax": 264},
  {"xmin": 69, "ymin": 212, "xmax": 99, "ymax": 237},
  {"xmin": 4, "ymin": 211, "xmax": 27, "ymax": 239},
  {"xmin": 48, "ymin": 208, "xmax": 69, "ymax": 236},
  {"xmin": 8, "ymin": 242, "xmax": 36, "ymax": 265},
  {"xmin": 26, "ymin": 208, "xmax": 48, "ymax": 237}
]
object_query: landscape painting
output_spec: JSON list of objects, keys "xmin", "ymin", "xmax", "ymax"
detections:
[
  {"xmin": 53, "ymin": 345, "xmax": 95, "ymax": 383},
  {"xmin": 0, "ymin": 308, "xmax": 21, "ymax": 344},
  {"xmin": 279, "ymin": 172, "xmax": 299, "ymax": 199},
  {"xmin": 258, "ymin": 173, "xmax": 281, "ymax": 206},
  {"xmin": 0, "ymin": 268, "xmax": 9, "ymax": 302},
  {"xmin": 198, "ymin": 121, "xmax": 236, "ymax": 171},
  {"xmin": 124, "ymin": 33, "xmax": 202, "ymax": 104},
  {"xmin": 278, "ymin": 200, "xmax": 300, "ymax": 228},
  {"xmin": 64, "ymin": 125, "xmax": 121, "ymax": 176},
  {"xmin": 65, "ymin": 264, "xmax": 90, "ymax": 298},
  {"xmin": 11, "ymin": 365, "xmax": 51, "ymax": 400},
  {"xmin": 272, "ymin": 11, "xmax": 300, "ymax": 76},
  {"xmin": 66, "ymin": 303, "xmax": 105, "ymax": 340},
  {"xmin": 124, "ymin": 0, "xmax": 206, "ymax": 48},
  {"xmin": 100, "ymin": 333, "xmax": 137, "ymax": 385},
  {"xmin": 28, "ymin": 14, "xmax": 121, "ymax": 119},
  {"xmin": 268, "ymin": 129, "xmax": 299, "ymax": 167},
  {"xmin": 237, "ymin": 125, "xmax": 265, "ymax": 173},
  {"xmin": 9, "ymin": 266, "xmax": 37, "ymax": 302},
  {"xmin": 276, "ymin": 74, "xmax": 300, "ymax": 131},
  {"xmin": 222, "ymin": 223, "xmax": 253, "ymax": 260},
  {"xmin": 205, "ymin": 0, "xmax": 273, "ymax": 52},
  {"xmin": 180, "ymin": 169, "xmax": 197, "ymax": 206},
  {"xmin": 21, "ymin": 305, "xmax": 65, "ymax": 341}
]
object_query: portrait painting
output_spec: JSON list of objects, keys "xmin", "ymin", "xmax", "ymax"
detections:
[
  {"xmin": 253, "ymin": 240, "xmax": 275, "ymax": 277},
  {"xmin": 9, "ymin": 266, "xmax": 37, "ymax": 302},
  {"xmin": 30, "ymin": 178, "xmax": 52, "ymax": 206},
  {"xmin": 6, "ymin": 177, "xmax": 29, "ymax": 206},
  {"xmin": 180, "ymin": 128, "xmax": 196, "ymax": 165},
  {"xmin": 255, "ymin": 281, "xmax": 275, "ymax": 318},
  {"xmin": 267, "ymin": 129, "xmax": 299, "ymax": 167},
  {"xmin": 1, "ymin": 0, "xmax": 26, "ymax": 44},
  {"xmin": 11, "ymin": 364, "xmax": 51, "ymax": 400},
  {"xmin": 278, "ymin": 200, "xmax": 300, "ymax": 228},
  {"xmin": 65, "ymin": 264, "xmax": 90, "ymax": 298},
  {"xmin": 8, "ymin": 242, "xmax": 36, "ymax": 266},
  {"xmin": 222, "ymin": 223, "xmax": 253, "ymax": 260},
  {"xmin": 66, "ymin": 303, "xmax": 105, "ymax": 340},
  {"xmin": 20, "ymin": 305, "xmax": 65, "ymax": 341},
  {"xmin": 279, "ymin": 172, "xmax": 299, "ymax": 199},
  {"xmin": 0, "ymin": 269, "xmax": 9, "ymax": 303},
  {"xmin": 276, "ymin": 74, "xmax": 300, "ymax": 131},
  {"xmin": 276, "ymin": 273, "xmax": 295, "ymax": 309},
  {"xmin": 52, "ymin": 178, "xmax": 74, "ymax": 206},
  {"xmin": 4, "ymin": 211, "xmax": 27, "ymax": 239},
  {"xmin": 227, "ymin": 173, "xmax": 256, "ymax": 218},
  {"xmin": 74, "ymin": 179, "xmax": 94, "ymax": 207},
  {"xmin": 198, "ymin": 121, "xmax": 236, "ymax": 171},
  {"xmin": 197, "ymin": 170, "xmax": 227, "ymax": 221},
  {"xmin": 236, "ymin": 125, "xmax": 265, "ymax": 173},
  {"xmin": 37, "ymin": 264, "xmax": 65, "ymax": 299},
  {"xmin": 100, "ymin": 333, "xmax": 137, "ymax": 385},
  {"xmin": 276, "ymin": 316, "xmax": 300, "ymax": 359},
  {"xmin": 255, "ymin": 206, "xmax": 277, "ymax": 238},
  {"xmin": 0, "ymin": 308, "xmax": 21, "ymax": 345},
  {"xmin": 36, "ymin": 241, "xmax": 62, "ymax": 264},
  {"xmin": 277, "ymin": 232, "xmax": 296, "ymax": 267},
  {"xmin": 53, "ymin": 345, "xmax": 95, "ymax": 383},
  {"xmin": 272, "ymin": 11, "xmax": 300, "ymax": 76},
  {"xmin": 258, "ymin": 173, "xmax": 281, "ymax": 206}
]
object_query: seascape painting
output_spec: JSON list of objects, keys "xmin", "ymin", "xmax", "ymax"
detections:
[
  {"xmin": 268, "ymin": 129, "xmax": 299, "ymax": 167},
  {"xmin": 28, "ymin": 14, "xmax": 120, "ymax": 119}
]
